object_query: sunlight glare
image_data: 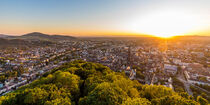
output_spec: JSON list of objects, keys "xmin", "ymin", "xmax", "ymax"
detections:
[{"xmin": 129, "ymin": 10, "xmax": 201, "ymax": 38}]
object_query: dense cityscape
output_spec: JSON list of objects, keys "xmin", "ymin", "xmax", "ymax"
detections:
[{"xmin": 0, "ymin": 33, "xmax": 209, "ymax": 104}]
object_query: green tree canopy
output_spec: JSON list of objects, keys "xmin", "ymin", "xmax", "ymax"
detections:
[{"xmin": 0, "ymin": 60, "xmax": 206, "ymax": 105}]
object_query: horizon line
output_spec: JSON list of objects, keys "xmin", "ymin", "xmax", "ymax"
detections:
[{"xmin": 0, "ymin": 32, "xmax": 209, "ymax": 38}]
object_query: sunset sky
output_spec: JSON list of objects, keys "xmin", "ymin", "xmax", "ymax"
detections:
[{"xmin": 0, "ymin": 0, "xmax": 210, "ymax": 37}]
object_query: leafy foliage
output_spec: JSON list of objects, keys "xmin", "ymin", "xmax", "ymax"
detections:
[
  {"xmin": 172, "ymin": 77, "xmax": 185, "ymax": 92},
  {"xmin": 197, "ymin": 96, "xmax": 208, "ymax": 105},
  {"xmin": 152, "ymin": 95, "xmax": 199, "ymax": 105},
  {"xmin": 0, "ymin": 60, "xmax": 202, "ymax": 105},
  {"xmin": 122, "ymin": 98, "xmax": 151, "ymax": 105}
]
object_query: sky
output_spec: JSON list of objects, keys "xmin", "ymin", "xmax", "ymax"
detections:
[{"xmin": 0, "ymin": 0, "xmax": 210, "ymax": 37}]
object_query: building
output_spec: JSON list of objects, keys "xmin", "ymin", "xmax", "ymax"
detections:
[{"xmin": 164, "ymin": 64, "xmax": 177, "ymax": 75}]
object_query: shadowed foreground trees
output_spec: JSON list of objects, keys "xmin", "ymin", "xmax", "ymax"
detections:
[{"xmin": 0, "ymin": 60, "xmax": 204, "ymax": 105}]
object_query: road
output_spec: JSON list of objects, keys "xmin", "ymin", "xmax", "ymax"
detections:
[
  {"xmin": 191, "ymin": 83, "xmax": 210, "ymax": 94},
  {"xmin": 177, "ymin": 77, "xmax": 193, "ymax": 96},
  {"xmin": 150, "ymin": 73, "xmax": 155, "ymax": 85},
  {"xmin": 177, "ymin": 71, "xmax": 210, "ymax": 96}
]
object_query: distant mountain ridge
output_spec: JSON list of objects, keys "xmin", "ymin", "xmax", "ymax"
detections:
[
  {"xmin": 0, "ymin": 34, "xmax": 9, "ymax": 38},
  {"xmin": 7, "ymin": 32, "xmax": 76, "ymax": 41},
  {"xmin": 0, "ymin": 38, "xmax": 28, "ymax": 45},
  {"xmin": 0, "ymin": 38, "xmax": 53, "ymax": 48}
]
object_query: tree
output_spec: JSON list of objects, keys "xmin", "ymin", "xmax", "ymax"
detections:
[
  {"xmin": 139, "ymin": 85, "xmax": 175, "ymax": 100},
  {"xmin": 151, "ymin": 95, "xmax": 199, "ymax": 105},
  {"xmin": 122, "ymin": 98, "xmax": 151, "ymax": 105},
  {"xmin": 0, "ymin": 75, "xmax": 6, "ymax": 83},
  {"xmin": 197, "ymin": 96, "xmax": 208, "ymax": 105},
  {"xmin": 136, "ymin": 71, "xmax": 145, "ymax": 79},
  {"xmin": 54, "ymin": 71, "xmax": 80, "ymax": 91},
  {"xmin": 45, "ymin": 97, "xmax": 71, "ymax": 105},
  {"xmin": 23, "ymin": 88, "xmax": 49, "ymax": 104},
  {"xmin": 79, "ymin": 82, "xmax": 128, "ymax": 105}
]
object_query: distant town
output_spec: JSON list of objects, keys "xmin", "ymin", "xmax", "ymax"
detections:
[{"xmin": 0, "ymin": 33, "xmax": 209, "ymax": 101}]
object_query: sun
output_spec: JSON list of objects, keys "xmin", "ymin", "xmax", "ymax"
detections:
[
  {"xmin": 154, "ymin": 34, "xmax": 174, "ymax": 38},
  {"xmin": 128, "ymin": 10, "xmax": 200, "ymax": 38}
]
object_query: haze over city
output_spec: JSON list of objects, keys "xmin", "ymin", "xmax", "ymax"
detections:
[{"xmin": 1, "ymin": 0, "xmax": 210, "ymax": 37}]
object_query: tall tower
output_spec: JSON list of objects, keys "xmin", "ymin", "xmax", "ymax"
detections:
[{"xmin": 127, "ymin": 46, "xmax": 132, "ymax": 67}]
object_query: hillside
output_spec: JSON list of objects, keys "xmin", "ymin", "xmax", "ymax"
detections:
[
  {"xmin": 0, "ymin": 34, "xmax": 9, "ymax": 38},
  {"xmin": 8, "ymin": 32, "xmax": 76, "ymax": 41},
  {"xmin": 0, "ymin": 60, "xmax": 207, "ymax": 105},
  {"xmin": 0, "ymin": 38, "xmax": 30, "ymax": 47},
  {"xmin": 0, "ymin": 38, "xmax": 53, "ymax": 48}
]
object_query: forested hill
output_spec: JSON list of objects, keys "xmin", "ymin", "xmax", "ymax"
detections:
[
  {"xmin": 7, "ymin": 32, "xmax": 76, "ymax": 42},
  {"xmin": 0, "ymin": 60, "xmax": 207, "ymax": 105}
]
